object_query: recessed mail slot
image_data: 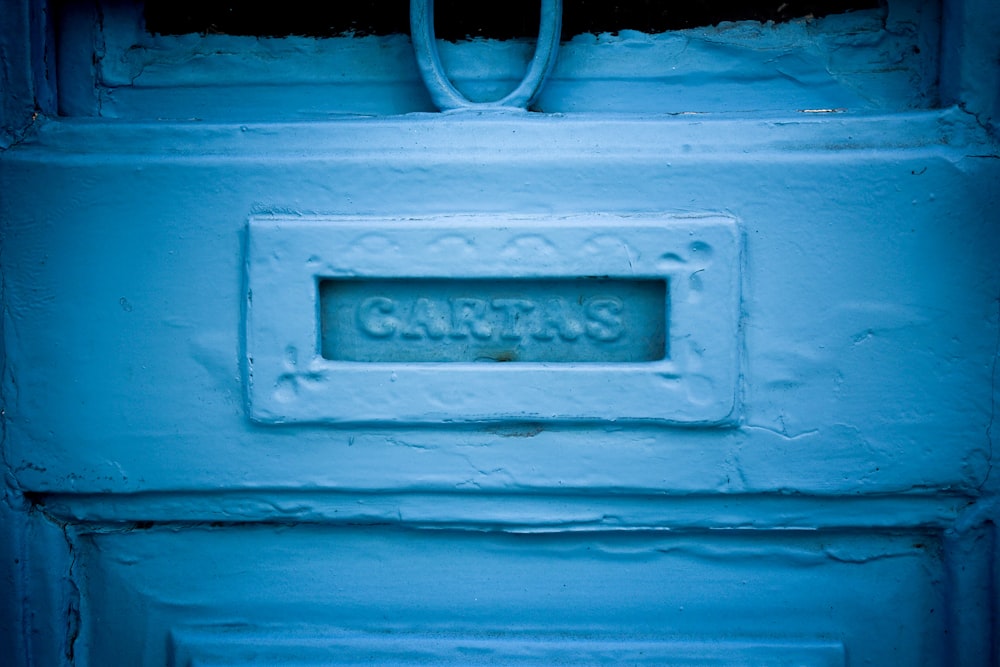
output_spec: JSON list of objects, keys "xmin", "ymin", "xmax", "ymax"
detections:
[
  {"xmin": 246, "ymin": 215, "xmax": 740, "ymax": 424},
  {"xmin": 319, "ymin": 278, "xmax": 667, "ymax": 363}
]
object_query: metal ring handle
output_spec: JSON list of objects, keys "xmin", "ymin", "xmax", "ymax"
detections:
[{"xmin": 410, "ymin": 0, "xmax": 562, "ymax": 111}]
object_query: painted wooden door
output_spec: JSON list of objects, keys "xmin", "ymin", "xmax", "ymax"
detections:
[{"xmin": 2, "ymin": 0, "xmax": 998, "ymax": 664}]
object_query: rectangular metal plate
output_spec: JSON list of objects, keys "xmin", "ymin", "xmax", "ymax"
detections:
[
  {"xmin": 245, "ymin": 214, "xmax": 740, "ymax": 424},
  {"xmin": 319, "ymin": 278, "xmax": 667, "ymax": 363}
]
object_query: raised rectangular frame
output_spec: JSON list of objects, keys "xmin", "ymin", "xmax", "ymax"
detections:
[{"xmin": 245, "ymin": 214, "xmax": 741, "ymax": 424}]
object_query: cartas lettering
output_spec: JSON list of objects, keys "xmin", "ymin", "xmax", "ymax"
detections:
[{"xmin": 357, "ymin": 295, "xmax": 625, "ymax": 343}]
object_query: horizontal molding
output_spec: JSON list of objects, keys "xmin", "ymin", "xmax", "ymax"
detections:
[
  {"xmin": 15, "ymin": 108, "xmax": 991, "ymax": 160},
  {"xmin": 170, "ymin": 626, "xmax": 845, "ymax": 666},
  {"xmin": 34, "ymin": 490, "xmax": 974, "ymax": 529}
]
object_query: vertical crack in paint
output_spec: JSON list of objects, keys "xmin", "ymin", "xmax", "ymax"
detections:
[
  {"xmin": 0, "ymin": 244, "xmax": 17, "ymax": 493},
  {"xmin": 979, "ymin": 292, "xmax": 999, "ymax": 492},
  {"xmin": 62, "ymin": 523, "xmax": 81, "ymax": 664}
]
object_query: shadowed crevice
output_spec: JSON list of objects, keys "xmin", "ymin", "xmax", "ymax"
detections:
[{"xmin": 144, "ymin": 0, "xmax": 882, "ymax": 40}]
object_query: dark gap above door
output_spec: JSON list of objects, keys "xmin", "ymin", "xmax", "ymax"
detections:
[{"xmin": 144, "ymin": 0, "xmax": 882, "ymax": 40}]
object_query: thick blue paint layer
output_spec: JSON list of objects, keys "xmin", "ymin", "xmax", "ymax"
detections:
[
  {"xmin": 57, "ymin": 3, "xmax": 940, "ymax": 118},
  {"xmin": 1, "ymin": 111, "xmax": 996, "ymax": 497},
  {"xmin": 1, "ymin": 1, "xmax": 999, "ymax": 664},
  {"xmin": 76, "ymin": 525, "xmax": 948, "ymax": 665}
]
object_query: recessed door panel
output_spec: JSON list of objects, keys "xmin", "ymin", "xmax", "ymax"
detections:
[
  {"xmin": 78, "ymin": 525, "xmax": 946, "ymax": 666},
  {"xmin": 1, "ymin": 1, "xmax": 998, "ymax": 665}
]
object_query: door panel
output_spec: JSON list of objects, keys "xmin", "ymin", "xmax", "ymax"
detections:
[
  {"xmin": 80, "ymin": 525, "xmax": 944, "ymax": 666},
  {"xmin": 2, "ymin": 0, "xmax": 998, "ymax": 665},
  {"xmin": 3, "ymin": 115, "xmax": 995, "ymax": 495}
]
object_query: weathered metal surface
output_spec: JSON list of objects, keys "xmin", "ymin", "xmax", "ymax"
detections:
[
  {"xmin": 1, "ymin": 0, "xmax": 998, "ymax": 665},
  {"xmin": 318, "ymin": 278, "xmax": 667, "ymax": 363},
  {"xmin": 409, "ymin": 0, "xmax": 562, "ymax": 110},
  {"xmin": 246, "ymin": 214, "xmax": 738, "ymax": 423}
]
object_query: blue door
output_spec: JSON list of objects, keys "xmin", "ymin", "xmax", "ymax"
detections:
[{"xmin": 2, "ymin": 0, "xmax": 998, "ymax": 664}]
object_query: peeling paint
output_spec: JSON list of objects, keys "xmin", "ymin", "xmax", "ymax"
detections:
[{"xmin": 2, "ymin": 0, "xmax": 999, "ymax": 664}]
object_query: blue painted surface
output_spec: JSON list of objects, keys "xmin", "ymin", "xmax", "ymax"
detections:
[
  {"xmin": 410, "ymin": 0, "xmax": 562, "ymax": 110},
  {"xmin": 246, "ymin": 214, "xmax": 739, "ymax": 424},
  {"xmin": 55, "ymin": 3, "xmax": 941, "ymax": 118},
  {"xmin": 1, "ymin": 0, "xmax": 999, "ymax": 665}
]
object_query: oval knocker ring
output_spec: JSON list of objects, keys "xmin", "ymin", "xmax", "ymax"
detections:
[{"xmin": 410, "ymin": 0, "xmax": 563, "ymax": 111}]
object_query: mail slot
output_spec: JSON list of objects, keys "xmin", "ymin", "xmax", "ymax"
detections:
[
  {"xmin": 319, "ymin": 278, "xmax": 668, "ymax": 363},
  {"xmin": 1, "ymin": 0, "xmax": 998, "ymax": 666},
  {"xmin": 246, "ymin": 214, "xmax": 740, "ymax": 423}
]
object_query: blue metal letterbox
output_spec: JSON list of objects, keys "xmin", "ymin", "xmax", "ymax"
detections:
[{"xmin": 1, "ymin": 0, "xmax": 998, "ymax": 664}]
